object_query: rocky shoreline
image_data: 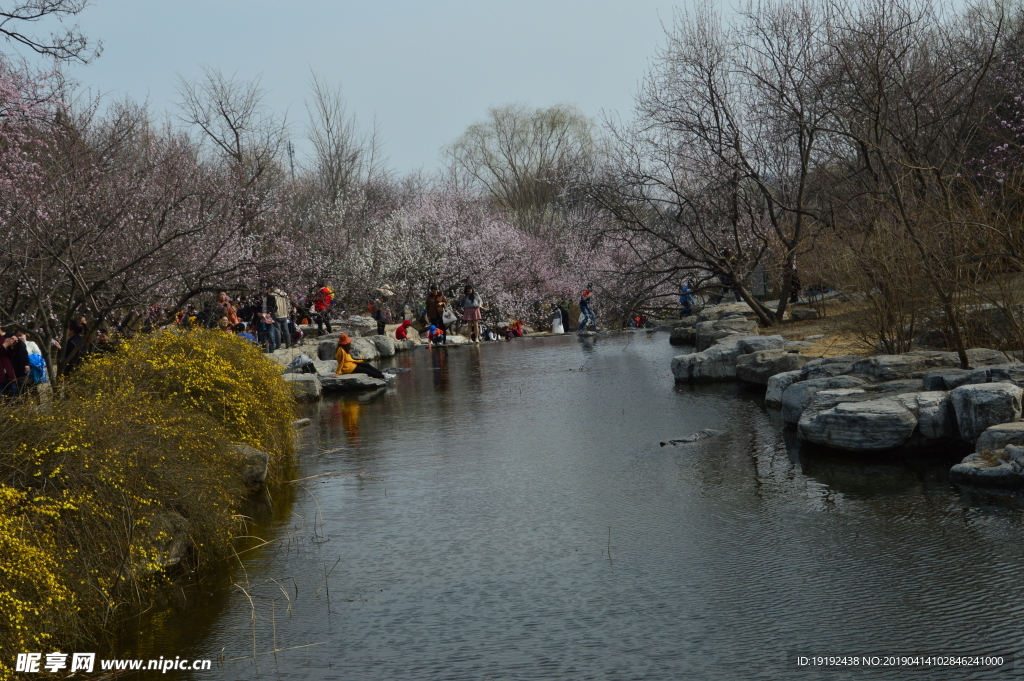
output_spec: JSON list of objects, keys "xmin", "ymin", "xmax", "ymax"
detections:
[{"xmin": 669, "ymin": 307, "xmax": 1024, "ymax": 490}]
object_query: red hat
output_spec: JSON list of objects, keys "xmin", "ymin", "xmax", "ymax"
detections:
[{"xmin": 337, "ymin": 333, "xmax": 351, "ymax": 345}]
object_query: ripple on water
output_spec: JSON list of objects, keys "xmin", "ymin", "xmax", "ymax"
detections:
[{"xmin": 119, "ymin": 335, "xmax": 1024, "ymax": 680}]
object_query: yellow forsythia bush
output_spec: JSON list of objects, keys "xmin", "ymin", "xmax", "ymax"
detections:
[{"xmin": 0, "ymin": 328, "xmax": 296, "ymax": 680}]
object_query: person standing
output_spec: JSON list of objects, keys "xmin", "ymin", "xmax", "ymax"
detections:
[
  {"xmin": 62, "ymin": 317, "xmax": 88, "ymax": 375},
  {"xmin": 0, "ymin": 326, "xmax": 22, "ymax": 399},
  {"xmin": 679, "ymin": 280, "xmax": 695, "ymax": 318},
  {"xmin": 460, "ymin": 285, "xmax": 483, "ymax": 343},
  {"xmin": 371, "ymin": 293, "xmax": 393, "ymax": 336},
  {"xmin": 312, "ymin": 285, "xmax": 334, "ymax": 335},
  {"xmin": 268, "ymin": 285, "xmax": 292, "ymax": 349},
  {"xmin": 334, "ymin": 334, "xmax": 387, "ymax": 380},
  {"xmin": 425, "ymin": 284, "xmax": 448, "ymax": 344},
  {"xmin": 577, "ymin": 285, "xmax": 598, "ymax": 331}
]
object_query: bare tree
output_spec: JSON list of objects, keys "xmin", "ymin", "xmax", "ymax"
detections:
[
  {"xmin": 0, "ymin": 0, "xmax": 100, "ymax": 62},
  {"xmin": 447, "ymin": 103, "xmax": 595, "ymax": 231},
  {"xmin": 594, "ymin": 0, "xmax": 835, "ymax": 326}
]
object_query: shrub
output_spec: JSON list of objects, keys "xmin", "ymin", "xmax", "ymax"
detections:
[{"xmin": 0, "ymin": 329, "xmax": 295, "ymax": 679}]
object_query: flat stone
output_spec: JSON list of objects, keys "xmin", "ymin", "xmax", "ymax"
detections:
[
  {"xmin": 966, "ymin": 348, "xmax": 1017, "ymax": 367},
  {"xmin": 799, "ymin": 355, "xmax": 862, "ymax": 380},
  {"xmin": 950, "ymin": 382, "xmax": 1024, "ymax": 442},
  {"xmin": 863, "ymin": 378, "xmax": 925, "ymax": 394},
  {"xmin": 922, "ymin": 369, "xmax": 978, "ymax": 391},
  {"xmin": 950, "ymin": 446, "xmax": 1024, "ymax": 488},
  {"xmin": 313, "ymin": 359, "xmax": 338, "ymax": 375},
  {"xmin": 319, "ymin": 373, "xmax": 387, "ymax": 391},
  {"xmin": 736, "ymin": 349, "xmax": 810, "ymax": 385},
  {"xmin": 975, "ymin": 421, "xmax": 1024, "ymax": 452},
  {"xmin": 850, "ymin": 352, "xmax": 961, "ymax": 381},
  {"xmin": 974, "ymin": 363, "xmax": 1024, "ymax": 388},
  {"xmin": 804, "ymin": 334, "xmax": 826, "ymax": 340},
  {"xmin": 797, "ymin": 396, "xmax": 918, "ymax": 451},
  {"xmin": 791, "ymin": 307, "xmax": 819, "ymax": 321},
  {"xmin": 781, "ymin": 375, "xmax": 867, "ymax": 425},
  {"xmin": 695, "ymin": 318, "xmax": 759, "ymax": 350},
  {"xmin": 784, "ymin": 341, "xmax": 816, "ymax": 350},
  {"xmin": 766, "ymin": 370, "xmax": 803, "ymax": 408},
  {"xmin": 283, "ymin": 373, "xmax": 322, "ymax": 401},
  {"xmin": 738, "ymin": 335, "xmax": 786, "ymax": 353},
  {"xmin": 673, "ymin": 335, "xmax": 748, "ymax": 381}
]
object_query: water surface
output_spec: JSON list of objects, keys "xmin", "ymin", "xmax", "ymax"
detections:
[{"xmin": 124, "ymin": 333, "xmax": 1024, "ymax": 679}]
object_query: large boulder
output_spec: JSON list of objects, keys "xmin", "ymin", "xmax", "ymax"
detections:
[
  {"xmin": 369, "ymin": 334, "xmax": 396, "ymax": 357},
  {"xmin": 695, "ymin": 318, "xmax": 759, "ymax": 351},
  {"xmin": 897, "ymin": 391, "xmax": 958, "ymax": 440},
  {"xmin": 799, "ymin": 356, "xmax": 862, "ymax": 380},
  {"xmin": 736, "ymin": 349, "xmax": 810, "ymax": 385},
  {"xmin": 850, "ymin": 351, "xmax": 960, "ymax": 381},
  {"xmin": 950, "ymin": 382, "xmax": 1023, "ymax": 442},
  {"xmin": 972, "ymin": 363, "xmax": 1024, "ymax": 388},
  {"xmin": 283, "ymin": 373, "xmax": 322, "ymax": 401},
  {"xmin": 781, "ymin": 375, "xmax": 867, "ymax": 425},
  {"xmin": 766, "ymin": 370, "xmax": 803, "ymax": 408},
  {"xmin": 922, "ymin": 369, "xmax": 979, "ymax": 391},
  {"xmin": 670, "ymin": 324, "xmax": 697, "ymax": 346},
  {"xmin": 738, "ymin": 335, "xmax": 786, "ymax": 353},
  {"xmin": 319, "ymin": 373, "xmax": 387, "ymax": 391},
  {"xmin": 797, "ymin": 396, "xmax": 918, "ymax": 451},
  {"xmin": 950, "ymin": 445, "xmax": 1024, "ymax": 488},
  {"xmin": 230, "ymin": 443, "xmax": 270, "ymax": 487},
  {"xmin": 317, "ymin": 339, "xmax": 337, "ymax": 361},
  {"xmin": 313, "ymin": 359, "xmax": 338, "ymax": 375},
  {"xmin": 348, "ymin": 337, "xmax": 380, "ymax": 360},
  {"xmin": 672, "ymin": 336, "xmax": 748, "ymax": 381},
  {"xmin": 975, "ymin": 421, "xmax": 1024, "ymax": 452}
]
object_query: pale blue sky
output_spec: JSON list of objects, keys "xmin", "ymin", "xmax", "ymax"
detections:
[{"xmin": 54, "ymin": 0, "xmax": 679, "ymax": 174}]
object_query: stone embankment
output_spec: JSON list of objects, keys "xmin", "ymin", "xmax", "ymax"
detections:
[{"xmin": 670, "ymin": 306, "xmax": 1024, "ymax": 489}]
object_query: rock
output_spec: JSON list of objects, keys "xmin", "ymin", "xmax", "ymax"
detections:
[
  {"xmin": 696, "ymin": 303, "xmax": 757, "ymax": 322},
  {"xmin": 736, "ymin": 349, "xmax": 810, "ymax": 385},
  {"xmin": 784, "ymin": 341, "xmax": 817, "ymax": 350},
  {"xmin": 950, "ymin": 445, "xmax": 1024, "ymax": 488},
  {"xmin": 313, "ymin": 359, "xmax": 338, "ymax": 375},
  {"xmin": 791, "ymin": 307, "xmax": 819, "ymax": 321},
  {"xmin": 804, "ymin": 334, "xmax": 826, "ymax": 340},
  {"xmin": 975, "ymin": 421, "xmax": 1024, "ymax": 452},
  {"xmin": 369, "ymin": 334, "xmax": 396, "ymax": 357},
  {"xmin": 695, "ymin": 318, "xmax": 759, "ymax": 351},
  {"xmin": 444, "ymin": 334, "xmax": 470, "ymax": 345},
  {"xmin": 972, "ymin": 363, "xmax": 1024, "ymax": 388},
  {"xmin": 781, "ymin": 375, "xmax": 867, "ymax": 425},
  {"xmin": 804, "ymin": 387, "xmax": 870, "ymax": 412},
  {"xmin": 230, "ymin": 443, "xmax": 270, "ymax": 487},
  {"xmin": 319, "ymin": 373, "xmax": 387, "ymax": 391},
  {"xmin": 798, "ymin": 396, "xmax": 918, "ymax": 451},
  {"xmin": 922, "ymin": 369, "xmax": 978, "ymax": 391},
  {"xmin": 672, "ymin": 335, "xmax": 747, "ymax": 381},
  {"xmin": 348, "ymin": 337, "xmax": 379, "ymax": 360},
  {"xmin": 317, "ymin": 339, "xmax": 336, "ymax": 361},
  {"xmin": 902, "ymin": 391, "xmax": 958, "ymax": 440},
  {"xmin": 799, "ymin": 356, "xmax": 862, "ymax": 380},
  {"xmin": 139, "ymin": 512, "xmax": 190, "ymax": 572},
  {"xmin": 950, "ymin": 382, "xmax": 1023, "ymax": 443},
  {"xmin": 738, "ymin": 335, "xmax": 786, "ymax": 353},
  {"xmin": 660, "ymin": 429, "xmax": 725, "ymax": 446},
  {"xmin": 850, "ymin": 351, "xmax": 961, "ymax": 381},
  {"xmin": 292, "ymin": 418, "xmax": 312, "ymax": 428},
  {"xmin": 395, "ymin": 338, "xmax": 418, "ymax": 351},
  {"xmin": 283, "ymin": 373, "xmax": 322, "ymax": 401},
  {"xmin": 766, "ymin": 370, "xmax": 804, "ymax": 408},
  {"xmin": 966, "ymin": 348, "xmax": 1016, "ymax": 367},
  {"xmin": 670, "ymin": 325, "xmax": 696, "ymax": 346},
  {"xmin": 863, "ymin": 378, "xmax": 925, "ymax": 394}
]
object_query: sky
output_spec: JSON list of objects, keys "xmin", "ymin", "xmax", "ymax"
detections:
[{"xmin": 43, "ymin": 0, "xmax": 680, "ymax": 175}]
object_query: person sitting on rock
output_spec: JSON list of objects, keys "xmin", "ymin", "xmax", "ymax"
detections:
[
  {"xmin": 395, "ymin": 319, "xmax": 413, "ymax": 341},
  {"xmin": 335, "ymin": 333, "xmax": 386, "ymax": 380}
]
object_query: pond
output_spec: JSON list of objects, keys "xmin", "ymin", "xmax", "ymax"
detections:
[{"xmin": 119, "ymin": 332, "xmax": 1024, "ymax": 679}]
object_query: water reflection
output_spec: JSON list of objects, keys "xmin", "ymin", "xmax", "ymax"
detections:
[{"xmin": 119, "ymin": 334, "xmax": 1024, "ymax": 680}]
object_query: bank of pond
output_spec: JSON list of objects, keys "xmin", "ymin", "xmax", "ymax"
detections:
[{"xmin": 670, "ymin": 309, "xmax": 1024, "ymax": 490}]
